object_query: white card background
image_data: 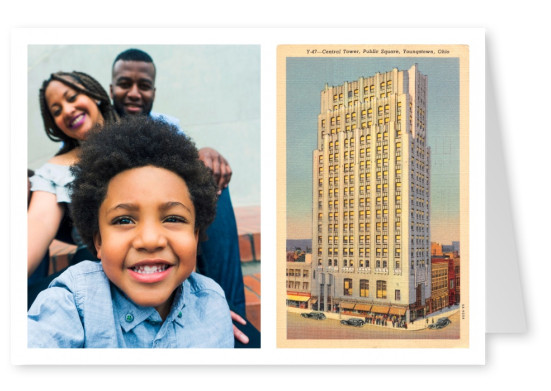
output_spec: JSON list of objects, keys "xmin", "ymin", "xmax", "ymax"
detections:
[
  {"xmin": 10, "ymin": 27, "xmax": 485, "ymax": 365},
  {"xmin": 1, "ymin": 1, "xmax": 548, "ymax": 388}
]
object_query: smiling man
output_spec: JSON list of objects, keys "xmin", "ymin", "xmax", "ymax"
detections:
[{"xmin": 110, "ymin": 57, "xmax": 156, "ymax": 117}]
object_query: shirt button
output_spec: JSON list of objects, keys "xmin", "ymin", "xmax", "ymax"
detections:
[
  {"xmin": 177, "ymin": 311, "xmax": 183, "ymax": 318},
  {"xmin": 125, "ymin": 314, "xmax": 134, "ymax": 322}
]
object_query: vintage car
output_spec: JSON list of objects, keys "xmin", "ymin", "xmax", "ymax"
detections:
[
  {"xmin": 340, "ymin": 318, "xmax": 365, "ymax": 327},
  {"xmin": 301, "ymin": 312, "xmax": 326, "ymax": 320},
  {"xmin": 428, "ymin": 317, "xmax": 451, "ymax": 329}
]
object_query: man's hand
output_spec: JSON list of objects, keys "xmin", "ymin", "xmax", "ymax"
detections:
[
  {"xmin": 198, "ymin": 147, "xmax": 232, "ymax": 193},
  {"xmin": 230, "ymin": 311, "xmax": 249, "ymax": 345}
]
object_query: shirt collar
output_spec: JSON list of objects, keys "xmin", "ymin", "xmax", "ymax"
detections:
[{"xmin": 112, "ymin": 283, "xmax": 187, "ymax": 332}]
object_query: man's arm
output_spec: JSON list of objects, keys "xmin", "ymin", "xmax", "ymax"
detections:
[
  {"xmin": 198, "ymin": 147, "xmax": 232, "ymax": 193},
  {"xmin": 230, "ymin": 311, "xmax": 250, "ymax": 344},
  {"xmin": 151, "ymin": 113, "xmax": 233, "ymax": 192}
]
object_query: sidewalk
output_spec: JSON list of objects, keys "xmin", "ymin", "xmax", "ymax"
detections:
[{"xmin": 289, "ymin": 304, "xmax": 460, "ymax": 331}]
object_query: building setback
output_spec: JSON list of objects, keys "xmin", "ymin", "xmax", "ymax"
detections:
[{"xmin": 311, "ymin": 64, "xmax": 431, "ymax": 322}]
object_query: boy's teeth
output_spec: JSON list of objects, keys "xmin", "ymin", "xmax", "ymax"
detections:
[{"xmin": 133, "ymin": 264, "xmax": 168, "ymax": 274}]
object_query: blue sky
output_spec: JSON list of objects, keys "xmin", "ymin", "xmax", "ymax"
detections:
[{"xmin": 286, "ymin": 57, "xmax": 460, "ymax": 244}]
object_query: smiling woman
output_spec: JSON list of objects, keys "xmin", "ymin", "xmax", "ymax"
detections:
[
  {"xmin": 27, "ymin": 71, "xmax": 118, "ymax": 281},
  {"xmin": 44, "ymin": 80, "xmax": 105, "ymax": 142},
  {"xmin": 38, "ymin": 71, "xmax": 118, "ymax": 156}
]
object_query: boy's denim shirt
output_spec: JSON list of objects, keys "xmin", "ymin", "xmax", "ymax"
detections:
[{"xmin": 28, "ymin": 261, "xmax": 234, "ymax": 348}]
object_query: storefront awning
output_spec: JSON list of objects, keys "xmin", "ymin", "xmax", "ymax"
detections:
[
  {"xmin": 370, "ymin": 305, "xmax": 390, "ymax": 314},
  {"xmin": 287, "ymin": 295, "xmax": 310, "ymax": 302},
  {"xmin": 340, "ymin": 302, "xmax": 356, "ymax": 310},
  {"xmin": 389, "ymin": 307, "xmax": 407, "ymax": 316},
  {"xmin": 355, "ymin": 304, "xmax": 372, "ymax": 312}
]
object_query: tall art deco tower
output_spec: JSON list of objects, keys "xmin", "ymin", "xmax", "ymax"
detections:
[{"xmin": 311, "ymin": 64, "xmax": 431, "ymax": 322}]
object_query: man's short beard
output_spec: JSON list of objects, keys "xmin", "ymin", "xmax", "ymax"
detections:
[{"xmin": 114, "ymin": 103, "xmax": 151, "ymax": 118}]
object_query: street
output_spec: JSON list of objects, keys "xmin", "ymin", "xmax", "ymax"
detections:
[{"xmin": 287, "ymin": 310, "xmax": 460, "ymax": 340}]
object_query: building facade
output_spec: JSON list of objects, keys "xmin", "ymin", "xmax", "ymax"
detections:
[
  {"xmin": 431, "ymin": 242, "xmax": 443, "ymax": 256},
  {"xmin": 431, "ymin": 252, "xmax": 460, "ymax": 311},
  {"xmin": 311, "ymin": 64, "xmax": 431, "ymax": 322},
  {"xmin": 445, "ymin": 251, "xmax": 460, "ymax": 306},
  {"xmin": 453, "ymin": 255, "xmax": 460, "ymax": 304},
  {"xmin": 286, "ymin": 254, "xmax": 313, "ymax": 308},
  {"xmin": 430, "ymin": 257, "xmax": 449, "ymax": 312}
]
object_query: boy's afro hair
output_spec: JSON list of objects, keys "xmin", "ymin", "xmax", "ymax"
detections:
[{"xmin": 69, "ymin": 116, "xmax": 218, "ymax": 257}]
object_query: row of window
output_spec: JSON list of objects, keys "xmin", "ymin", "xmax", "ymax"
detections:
[
  {"xmin": 323, "ymin": 233, "xmax": 401, "ymax": 242},
  {"xmin": 286, "ymin": 269, "xmax": 310, "ymax": 278},
  {"xmin": 328, "ymin": 89, "xmax": 397, "ymax": 110},
  {"xmin": 324, "ymin": 194, "xmax": 402, "ymax": 206},
  {"xmin": 323, "ymin": 97, "xmax": 405, "ymax": 121},
  {"xmin": 319, "ymin": 207, "xmax": 403, "ymax": 220},
  {"xmin": 324, "ymin": 132, "xmax": 400, "ymax": 150},
  {"xmin": 432, "ymin": 278, "xmax": 448, "ymax": 291},
  {"xmin": 320, "ymin": 116, "xmax": 404, "ymax": 137},
  {"xmin": 318, "ymin": 223, "xmax": 403, "ymax": 236},
  {"xmin": 331, "ymin": 81, "xmax": 394, "ymax": 101},
  {"xmin": 320, "ymin": 159, "xmax": 403, "ymax": 175},
  {"xmin": 325, "ymin": 258, "xmax": 402, "ymax": 269},
  {"xmin": 287, "ymin": 281, "xmax": 309, "ymax": 290},
  {"xmin": 319, "ymin": 128, "xmax": 403, "ymax": 150},
  {"xmin": 318, "ymin": 256, "xmax": 428, "ymax": 271},
  {"xmin": 321, "ymin": 224, "xmax": 401, "ymax": 234},
  {"xmin": 321, "ymin": 112, "xmax": 396, "ymax": 129},
  {"xmin": 342, "ymin": 279, "xmax": 398, "ymax": 300},
  {"xmin": 319, "ymin": 248, "xmax": 402, "ymax": 258},
  {"xmin": 324, "ymin": 208, "xmax": 400, "ymax": 218},
  {"xmin": 320, "ymin": 166, "xmax": 403, "ymax": 181},
  {"xmin": 320, "ymin": 183, "xmax": 402, "ymax": 197}
]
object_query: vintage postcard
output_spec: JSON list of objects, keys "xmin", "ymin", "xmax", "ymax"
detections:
[{"xmin": 277, "ymin": 41, "xmax": 483, "ymax": 356}]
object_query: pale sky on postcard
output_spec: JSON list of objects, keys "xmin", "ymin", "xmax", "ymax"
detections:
[{"xmin": 286, "ymin": 57, "xmax": 460, "ymax": 244}]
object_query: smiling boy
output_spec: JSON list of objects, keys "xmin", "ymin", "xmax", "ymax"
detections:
[{"xmin": 27, "ymin": 116, "xmax": 234, "ymax": 348}]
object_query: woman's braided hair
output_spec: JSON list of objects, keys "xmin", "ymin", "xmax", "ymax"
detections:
[{"xmin": 39, "ymin": 71, "xmax": 119, "ymax": 155}]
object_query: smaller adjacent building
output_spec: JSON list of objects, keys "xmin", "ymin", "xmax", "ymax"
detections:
[
  {"xmin": 430, "ymin": 257, "xmax": 449, "ymax": 312},
  {"xmin": 453, "ymin": 255, "xmax": 460, "ymax": 304},
  {"xmin": 446, "ymin": 251, "xmax": 459, "ymax": 306},
  {"xmin": 430, "ymin": 250, "xmax": 460, "ymax": 313},
  {"xmin": 431, "ymin": 242, "xmax": 443, "ymax": 256},
  {"xmin": 286, "ymin": 253, "xmax": 313, "ymax": 308}
]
